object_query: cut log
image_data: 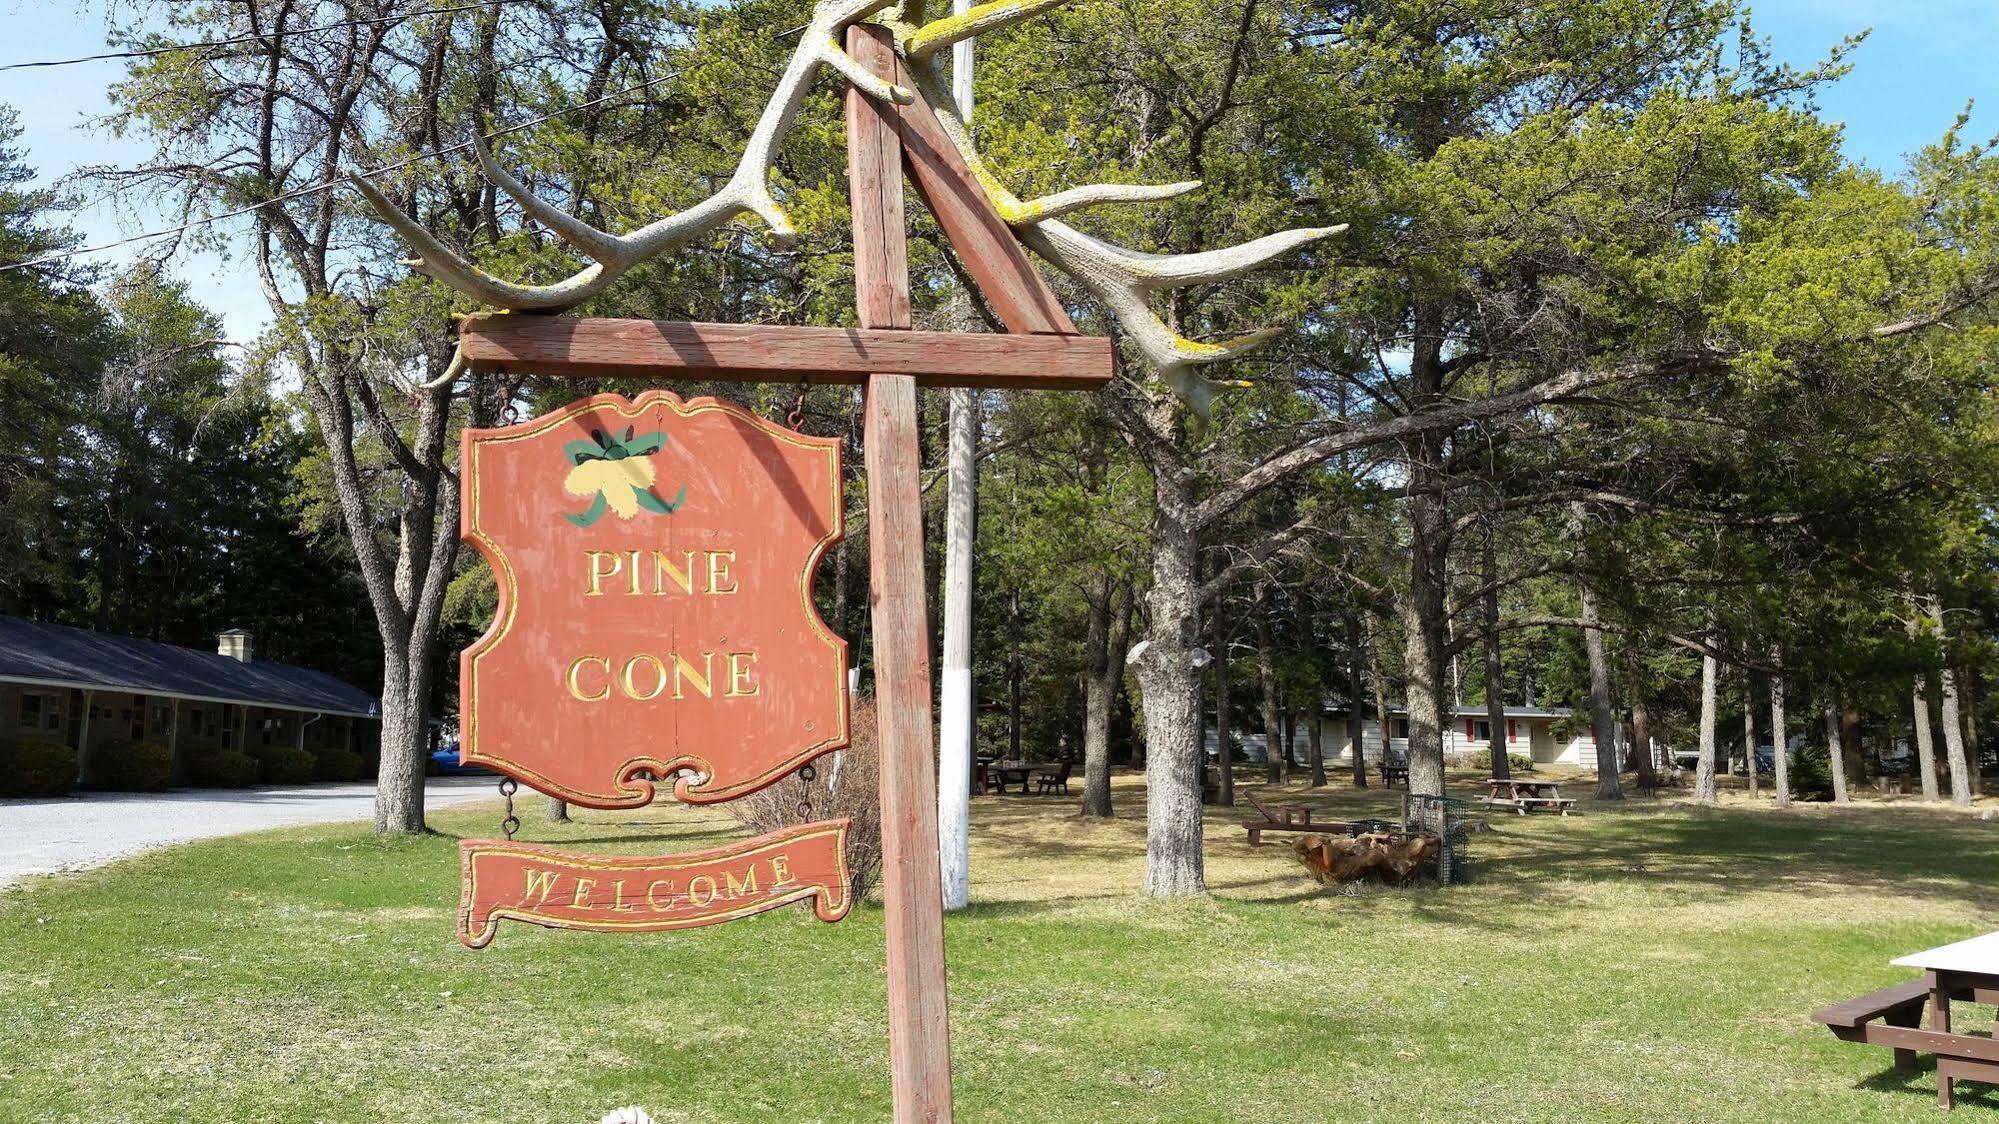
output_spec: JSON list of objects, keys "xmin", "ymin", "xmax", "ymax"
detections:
[{"xmin": 1290, "ymin": 831, "xmax": 1442, "ymax": 886}]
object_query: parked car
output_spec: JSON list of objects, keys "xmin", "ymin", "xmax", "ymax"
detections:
[{"xmin": 428, "ymin": 740, "xmax": 490, "ymax": 776}]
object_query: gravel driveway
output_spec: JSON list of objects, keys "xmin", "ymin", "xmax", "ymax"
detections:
[{"xmin": 0, "ymin": 777, "xmax": 497, "ymax": 887}]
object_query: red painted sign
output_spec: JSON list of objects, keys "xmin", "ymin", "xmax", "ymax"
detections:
[
  {"xmin": 461, "ymin": 390, "xmax": 848, "ymax": 807},
  {"xmin": 457, "ymin": 820, "xmax": 853, "ymax": 948}
]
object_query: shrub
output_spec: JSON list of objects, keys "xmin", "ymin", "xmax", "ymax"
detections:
[
  {"xmin": 188, "ymin": 749, "xmax": 259, "ymax": 788},
  {"xmin": 313, "ymin": 747, "xmax": 366, "ymax": 782},
  {"xmin": 256, "ymin": 746, "xmax": 318, "ymax": 785},
  {"xmin": 0, "ymin": 739, "xmax": 76, "ymax": 798},
  {"xmin": 727, "ymin": 698, "xmax": 882, "ymax": 903},
  {"xmin": 97, "ymin": 740, "xmax": 173, "ymax": 792},
  {"xmin": 1508, "ymin": 753, "xmax": 1534, "ymax": 772},
  {"xmin": 1788, "ymin": 743, "xmax": 1836, "ymax": 802}
]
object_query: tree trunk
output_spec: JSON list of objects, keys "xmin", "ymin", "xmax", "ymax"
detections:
[
  {"xmin": 1693, "ymin": 640, "xmax": 1718, "ymax": 803},
  {"xmin": 1743, "ymin": 664, "xmax": 1759, "ymax": 796},
  {"xmin": 1913, "ymin": 672, "xmax": 1941, "ymax": 802},
  {"xmin": 1769, "ymin": 645, "xmax": 1791, "ymax": 807},
  {"xmin": 373, "ymin": 662, "xmax": 429, "ymax": 834},
  {"xmin": 1742, "ymin": 674, "xmax": 1758, "ymax": 800},
  {"xmin": 1840, "ymin": 702, "xmax": 1866, "ymax": 788},
  {"xmin": 1630, "ymin": 689, "xmax": 1654, "ymax": 792},
  {"xmin": 1398, "ymin": 515, "xmax": 1449, "ymax": 797},
  {"xmin": 1483, "ymin": 527, "xmax": 1510, "ymax": 781},
  {"xmin": 1255, "ymin": 586, "xmax": 1284, "ymax": 786},
  {"xmin": 1578, "ymin": 573, "xmax": 1622, "ymax": 800},
  {"xmin": 1007, "ymin": 589, "xmax": 1022, "ymax": 761},
  {"xmin": 1344, "ymin": 615, "xmax": 1366, "ymax": 787},
  {"xmin": 1940, "ymin": 664, "xmax": 1975, "ymax": 807},
  {"xmin": 1213, "ymin": 584, "xmax": 1235, "ymax": 808},
  {"xmin": 1368, "ymin": 619, "xmax": 1393, "ymax": 790},
  {"xmin": 937, "ymin": 386, "xmax": 978, "ymax": 904},
  {"xmin": 1824, "ymin": 695, "xmax": 1850, "ymax": 804},
  {"xmin": 546, "ymin": 797, "xmax": 571, "ymax": 823},
  {"xmin": 1297, "ymin": 597, "xmax": 1327, "ymax": 787},
  {"xmin": 1961, "ymin": 665, "xmax": 1978, "ymax": 764},
  {"xmin": 1135, "ymin": 468, "xmax": 1206, "ymax": 896},
  {"xmin": 1079, "ymin": 575, "xmax": 1124, "ymax": 818}
]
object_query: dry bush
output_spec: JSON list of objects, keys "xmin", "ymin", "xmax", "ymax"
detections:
[{"xmin": 725, "ymin": 697, "xmax": 881, "ymax": 902}]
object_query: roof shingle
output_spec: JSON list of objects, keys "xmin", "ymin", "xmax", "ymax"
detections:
[{"xmin": 0, "ymin": 616, "xmax": 379, "ymax": 718}]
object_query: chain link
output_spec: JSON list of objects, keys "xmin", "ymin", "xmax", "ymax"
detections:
[
  {"xmin": 785, "ymin": 382, "xmax": 808, "ymax": 432},
  {"xmin": 795, "ymin": 761, "xmax": 816, "ymax": 821},
  {"xmin": 498, "ymin": 776, "xmax": 520, "ymax": 840}
]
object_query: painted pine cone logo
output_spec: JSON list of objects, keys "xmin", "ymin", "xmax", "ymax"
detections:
[{"xmin": 562, "ymin": 426, "xmax": 687, "ymax": 527}]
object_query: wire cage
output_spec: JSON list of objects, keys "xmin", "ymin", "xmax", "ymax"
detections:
[{"xmin": 1402, "ymin": 792, "xmax": 1475, "ymax": 885}]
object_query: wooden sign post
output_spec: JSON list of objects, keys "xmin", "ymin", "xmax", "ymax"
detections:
[{"xmin": 439, "ymin": 35, "xmax": 1112, "ymax": 1119}]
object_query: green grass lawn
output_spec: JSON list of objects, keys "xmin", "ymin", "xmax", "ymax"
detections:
[{"xmin": 2, "ymin": 770, "xmax": 1995, "ymax": 1122}]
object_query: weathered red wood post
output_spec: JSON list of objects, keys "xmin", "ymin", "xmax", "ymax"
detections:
[
  {"xmin": 846, "ymin": 24, "xmax": 955, "ymax": 1122},
  {"xmin": 363, "ymin": 5, "xmax": 1323, "ymax": 1116}
]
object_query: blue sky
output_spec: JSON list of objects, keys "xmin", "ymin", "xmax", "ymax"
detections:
[{"xmin": 4, "ymin": 1, "xmax": 1997, "ymax": 345}]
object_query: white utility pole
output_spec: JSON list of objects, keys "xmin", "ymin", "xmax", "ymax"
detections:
[{"xmin": 937, "ymin": 11, "xmax": 978, "ymax": 911}]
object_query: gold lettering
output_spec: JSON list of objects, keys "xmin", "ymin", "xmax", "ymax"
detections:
[
  {"xmin": 646, "ymin": 879, "xmax": 677, "ymax": 912},
  {"xmin": 769, "ymin": 853, "xmax": 793, "ymax": 887},
  {"xmin": 725, "ymin": 651, "xmax": 760, "ymax": 697},
  {"xmin": 671, "ymin": 652, "xmax": 714, "ymax": 699},
  {"xmin": 707, "ymin": 550, "xmax": 738, "ymax": 594},
  {"xmin": 725, "ymin": 866, "xmax": 759, "ymax": 898},
  {"xmin": 651, "ymin": 549, "xmax": 698, "ymax": 595},
  {"xmin": 522, "ymin": 867, "xmax": 562, "ymax": 906},
  {"xmin": 570, "ymin": 878, "xmax": 597, "ymax": 909},
  {"xmin": 585, "ymin": 551, "xmax": 622, "ymax": 596},
  {"xmin": 622, "ymin": 654, "xmax": 668, "ymax": 702},
  {"xmin": 626, "ymin": 550, "xmax": 643, "ymax": 595},
  {"xmin": 566, "ymin": 655, "xmax": 612, "ymax": 702},
  {"xmin": 689, "ymin": 875, "xmax": 719, "ymax": 907},
  {"xmin": 609, "ymin": 879, "xmax": 637, "ymax": 913}
]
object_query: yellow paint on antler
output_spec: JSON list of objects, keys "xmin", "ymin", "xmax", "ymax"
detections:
[{"xmin": 903, "ymin": 0, "xmax": 1076, "ymax": 60}]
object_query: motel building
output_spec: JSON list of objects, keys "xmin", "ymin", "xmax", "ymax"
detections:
[
  {"xmin": 0, "ymin": 615, "xmax": 381, "ymax": 788},
  {"xmin": 1211, "ymin": 702, "xmax": 1606, "ymax": 770}
]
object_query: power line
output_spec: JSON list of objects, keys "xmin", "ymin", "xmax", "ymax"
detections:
[
  {"xmin": 2, "ymin": 63, "xmax": 699, "ymax": 274},
  {"xmin": 0, "ymin": 22, "xmax": 812, "ymax": 274},
  {"xmin": 0, "ymin": 1, "xmax": 530, "ymax": 73}
]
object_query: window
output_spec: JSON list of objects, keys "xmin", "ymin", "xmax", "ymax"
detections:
[
  {"xmin": 19, "ymin": 693, "xmax": 48, "ymax": 729},
  {"xmin": 1472, "ymin": 720, "xmax": 1493, "ymax": 743},
  {"xmin": 150, "ymin": 704, "xmax": 172, "ymax": 738},
  {"xmin": 1391, "ymin": 718, "xmax": 1410, "ymax": 740}
]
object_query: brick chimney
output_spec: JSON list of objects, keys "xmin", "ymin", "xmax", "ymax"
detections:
[{"xmin": 217, "ymin": 628, "xmax": 253, "ymax": 663}]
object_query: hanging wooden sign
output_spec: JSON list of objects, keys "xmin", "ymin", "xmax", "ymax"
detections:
[
  {"xmin": 460, "ymin": 389, "xmax": 848, "ymax": 807},
  {"xmin": 458, "ymin": 819, "xmax": 853, "ymax": 948}
]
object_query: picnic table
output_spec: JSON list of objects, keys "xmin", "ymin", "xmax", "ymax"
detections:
[
  {"xmin": 1812, "ymin": 930, "xmax": 1999, "ymax": 1109},
  {"xmin": 977, "ymin": 760, "xmax": 1062, "ymax": 795},
  {"xmin": 1377, "ymin": 761, "xmax": 1409, "ymax": 788},
  {"xmin": 1240, "ymin": 791, "xmax": 1345, "ymax": 846},
  {"xmin": 1482, "ymin": 776, "xmax": 1575, "ymax": 815}
]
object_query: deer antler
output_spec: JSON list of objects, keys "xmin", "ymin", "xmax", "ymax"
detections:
[
  {"xmin": 883, "ymin": 0, "xmax": 1343, "ymax": 413},
  {"xmin": 354, "ymin": 0, "xmax": 910, "ymax": 311},
  {"xmin": 359, "ymin": 0, "xmax": 1338, "ymax": 411}
]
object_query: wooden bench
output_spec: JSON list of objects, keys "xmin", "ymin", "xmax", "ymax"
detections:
[
  {"xmin": 1241, "ymin": 791, "xmax": 1348, "ymax": 846},
  {"xmin": 1812, "ymin": 977, "xmax": 1999, "ymax": 1106},
  {"xmin": 1811, "ymin": 980, "xmax": 1935, "ymax": 1071}
]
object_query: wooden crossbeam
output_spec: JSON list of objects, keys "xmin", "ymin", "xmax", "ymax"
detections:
[
  {"xmin": 457, "ymin": 315, "xmax": 1111, "ymax": 389},
  {"xmin": 890, "ymin": 59, "xmax": 1075, "ymax": 336}
]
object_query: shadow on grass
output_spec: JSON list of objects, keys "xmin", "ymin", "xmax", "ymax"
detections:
[
  {"xmin": 958, "ymin": 771, "xmax": 1999, "ymax": 923},
  {"xmin": 1857, "ymin": 1059, "xmax": 1999, "ymax": 1110}
]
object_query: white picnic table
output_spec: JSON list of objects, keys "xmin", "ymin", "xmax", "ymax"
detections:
[{"xmin": 1813, "ymin": 930, "xmax": 1999, "ymax": 1109}]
